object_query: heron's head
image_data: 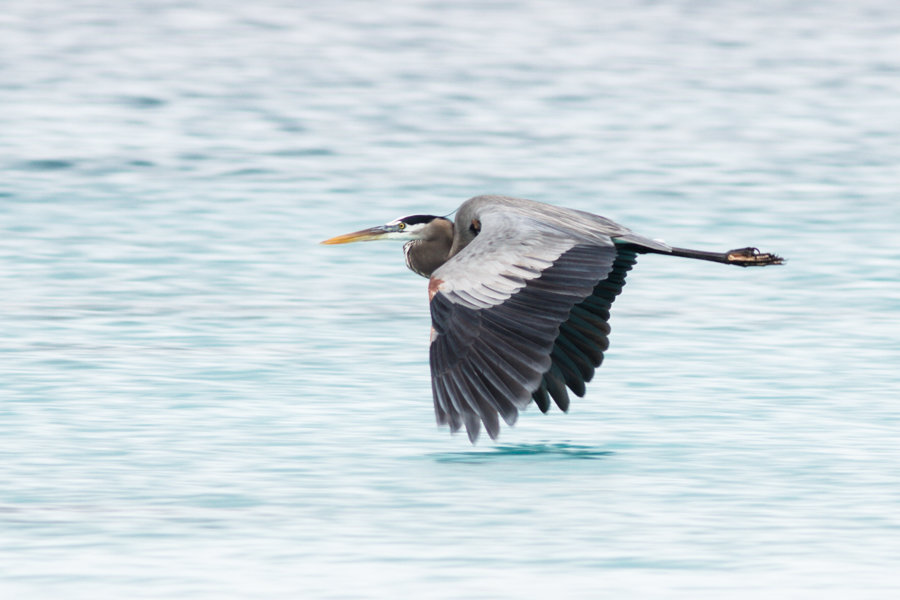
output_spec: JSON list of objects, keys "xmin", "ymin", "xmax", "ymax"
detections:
[{"xmin": 321, "ymin": 214, "xmax": 449, "ymax": 244}]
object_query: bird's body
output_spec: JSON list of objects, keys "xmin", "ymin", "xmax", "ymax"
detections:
[{"xmin": 323, "ymin": 195, "xmax": 783, "ymax": 442}]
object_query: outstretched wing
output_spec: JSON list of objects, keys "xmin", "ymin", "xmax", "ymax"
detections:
[
  {"xmin": 530, "ymin": 247, "xmax": 637, "ymax": 414},
  {"xmin": 428, "ymin": 209, "xmax": 621, "ymax": 442}
]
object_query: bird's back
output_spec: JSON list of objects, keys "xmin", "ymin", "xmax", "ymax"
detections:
[{"xmin": 454, "ymin": 195, "xmax": 670, "ymax": 254}]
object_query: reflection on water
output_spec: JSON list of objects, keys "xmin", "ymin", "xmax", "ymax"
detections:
[{"xmin": 432, "ymin": 443, "xmax": 615, "ymax": 463}]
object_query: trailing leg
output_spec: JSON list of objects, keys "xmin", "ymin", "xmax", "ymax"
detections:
[{"xmin": 630, "ymin": 244, "xmax": 784, "ymax": 267}]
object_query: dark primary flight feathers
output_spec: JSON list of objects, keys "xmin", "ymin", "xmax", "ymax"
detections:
[{"xmin": 322, "ymin": 195, "xmax": 783, "ymax": 442}]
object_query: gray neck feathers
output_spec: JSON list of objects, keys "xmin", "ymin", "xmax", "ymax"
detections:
[{"xmin": 403, "ymin": 219, "xmax": 453, "ymax": 278}]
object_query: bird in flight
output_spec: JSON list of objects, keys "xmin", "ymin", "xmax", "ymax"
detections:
[{"xmin": 322, "ymin": 195, "xmax": 783, "ymax": 443}]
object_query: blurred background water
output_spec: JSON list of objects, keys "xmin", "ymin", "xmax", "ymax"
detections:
[{"xmin": 1, "ymin": 0, "xmax": 899, "ymax": 598}]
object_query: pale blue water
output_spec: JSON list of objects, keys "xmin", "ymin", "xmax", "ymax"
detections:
[{"xmin": 2, "ymin": 1, "xmax": 899, "ymax": 598}]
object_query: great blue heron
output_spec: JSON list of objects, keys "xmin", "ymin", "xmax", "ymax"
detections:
[{"xmin": 322, "ymin": 195, "xmax": 783, "ymax": 442}]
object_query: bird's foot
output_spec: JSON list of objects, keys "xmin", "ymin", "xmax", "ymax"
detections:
[{"xmin": 726, "ymin": 247, "xmax": 785, "ymax": 267}]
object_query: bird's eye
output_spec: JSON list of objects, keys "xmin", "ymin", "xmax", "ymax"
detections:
[
  {"xmin": 397, "ymin": 222, "xmax": 406, "ymax": 230},
  {"xmin": 470, "ymin": 219, "xmax": 481, "ymax": 234}
]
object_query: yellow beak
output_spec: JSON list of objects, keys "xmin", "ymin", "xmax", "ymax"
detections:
[{"xmin": 320, "ymin": 225, "xmax": 393, "ymax": 245}]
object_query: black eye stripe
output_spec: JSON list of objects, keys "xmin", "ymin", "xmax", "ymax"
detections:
[{"xmin": 400, "ymin": 214, "xmax": 438, "ymax": 226}]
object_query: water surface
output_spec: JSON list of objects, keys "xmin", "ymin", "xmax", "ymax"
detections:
[{"xmin": 2, "ymin": 1, "xmax": 899, "ymax": 598}]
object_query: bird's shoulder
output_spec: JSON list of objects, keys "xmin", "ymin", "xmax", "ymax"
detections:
[
  {"xmin": 457, "ymin": 194, "xmax": 670, "ymax": 253},
  {"xmin": 457, "ymin": 195, "xmax": 626, "ymax": 241},
  {"xmin": 429, "ymin": 199, "xmax": 620, "ymax": 312}
]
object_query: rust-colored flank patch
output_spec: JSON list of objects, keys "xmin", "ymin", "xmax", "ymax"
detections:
[{"xmin": 428, "ymin": 277, "xmax": 444, "ymax": 301}]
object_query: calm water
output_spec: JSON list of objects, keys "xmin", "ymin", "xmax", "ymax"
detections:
[{"xmin": 2, "ymin": 1, "xmax": 899, "ymax": 598}]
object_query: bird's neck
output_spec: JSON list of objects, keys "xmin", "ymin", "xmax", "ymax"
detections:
[{"xmin": 403, "ymin": 227, "xmax": 453, "ymax": 279}]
